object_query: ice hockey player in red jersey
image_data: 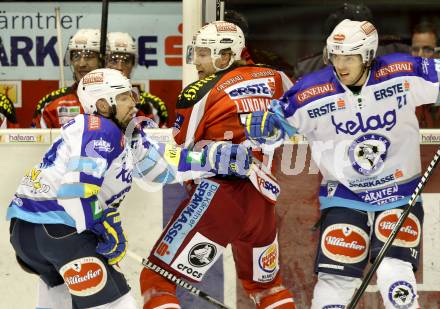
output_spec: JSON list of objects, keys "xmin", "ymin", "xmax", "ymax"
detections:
[
  {"xmin": 106, "ymin": 32, "xmax": 169, "ymax": 127},
  {"xmin": 32, "ymin": 29, "xmax": 102, "ymax": 128},
  {"xmin": 139, "ymin": 21, "xmax": 296, "ymax": 309}
]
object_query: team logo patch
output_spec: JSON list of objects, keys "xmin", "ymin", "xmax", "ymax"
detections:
[
  {"xmin": 253, "ymin": 236, "xmax": 279, "ymax": 283},
  {"xmin": 60, "ymin": 257, "xmax": 107, "ymax": 297},
  {"xmin": 170, "ymin": 232, "xmax": 224, "ymax": 282},
  {"xmin": 388, "ymin": 281, "xmax": 416, "ymax": 309},
  {"xmin": 348, "ymin": 134, "xmax": 391, "ymax": 176},
  {"xmin": 322, "ymin": 224, "xmax": 369, "ymax": 264},
  {"xmin": 189, "ymin": 242, "xmax": 217, "ymax": 267},
  {"xmin": 375, "ymin": 210, "xmax": 421, "ymax": 247}
]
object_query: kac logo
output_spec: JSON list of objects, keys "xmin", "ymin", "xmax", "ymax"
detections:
[{"xmin": 188, "ymin": 243, "xmax": 217, "ymax": 267}]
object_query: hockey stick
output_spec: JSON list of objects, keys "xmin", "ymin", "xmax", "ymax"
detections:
[
  {"xmin": 54, "ymin": 7, "xmax": 65, "ymax": 88},
  {"xmin": 99, "ymin": 0, "xmax": 109, "ymax": 68},
  {"xmin": 347, "ymin": 147, "xmax": 440, "ymax": 309},
  {"xmin": 126, "ymin": 251, "xmax": 231, "ymax": 309}
]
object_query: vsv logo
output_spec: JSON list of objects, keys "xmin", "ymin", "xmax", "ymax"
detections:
[{"xmin": 331, "ymin": 110, "xmax": 397, "ymax": 135}]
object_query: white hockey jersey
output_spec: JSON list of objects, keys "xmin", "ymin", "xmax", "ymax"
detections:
[
  {"xmin": 6, "ymin": 114, "xmax": 209, "ymax": 232},
  {"xmin": 277, "ymin": 53, "xmax": 440, "ymax": 212}
]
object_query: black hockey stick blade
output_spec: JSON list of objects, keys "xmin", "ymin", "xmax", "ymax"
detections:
[{"xmin": 142, "ymin": 258, "xmax": 231, "ymax": 309}]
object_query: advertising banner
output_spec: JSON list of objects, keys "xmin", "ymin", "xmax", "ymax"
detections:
[{"xmin": 0, "ymin": 2, "xmax": 183, "ymax": 81}]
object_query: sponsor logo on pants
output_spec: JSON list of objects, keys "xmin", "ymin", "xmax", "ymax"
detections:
[{"xmin": 60, "ymin": 257, "xmax": 107, "ymax": 297}]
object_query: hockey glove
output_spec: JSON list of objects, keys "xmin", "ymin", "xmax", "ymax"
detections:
[
  {"xmin": 92, "ymin": 208, "xmax": 127, "ymax": 265},
  {"xmin": 244, "ymin": 111, "xmax": 285, "ymax": 145},
  {"xmin": 203, "ymin": 142, "xmax": 252, "ymax": 178}
]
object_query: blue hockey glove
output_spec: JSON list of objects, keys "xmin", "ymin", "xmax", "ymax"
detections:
[
  {"xmin": 203, "ymin": 142, "xmax": 252, "ymax": 178},
  {"xmin": 92, "ymin": 208, "xmax": 127, "ymax": 265},
  {"xmin": 244, "ymin": 111, "xmax": 285, "ymax": 144}
]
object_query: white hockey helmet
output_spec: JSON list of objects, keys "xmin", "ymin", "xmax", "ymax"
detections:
[
  {"xmin": 107, "ymin": 32, "xmax": 136, "ymax": 55},
  {"xmin": 326, "ymin": 19, "xmax": 378, "ymax": 65},
  {"xmin": 77, "ymin": 68, "xmax": 132, "ymax": 114},
  {"xmin": 186, "ymin": 21, "xmax": 245, "ymax": 71},
  {"xmin": 68, "ymin": 28, "xmax": 101, "ymax": 53}
]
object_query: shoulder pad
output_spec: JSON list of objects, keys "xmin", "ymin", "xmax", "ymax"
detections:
[
  {"xmin": 177, "ymin": 72, "xmax": 227, "ymax": 109},
  {"xmin": 34, "ymin": 86, "xmax": 73, "ymax": 115},
  {"xmin": 0, "ymin": 93, "xmax": 17, "ymax": 123}
]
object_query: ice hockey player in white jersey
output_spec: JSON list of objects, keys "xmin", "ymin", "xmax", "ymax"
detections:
[
  {"xmin": 7, "ymin": 68, "xmax": 251, "ymax": 309},
  {"xmin": 245, "ymin": 19, "xmax": 440, "ymax": 309}
]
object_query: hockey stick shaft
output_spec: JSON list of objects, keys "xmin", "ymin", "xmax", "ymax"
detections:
[
  {"xmin": 347, "ymin": 147, "xmax": 440, "ymax": 309},
  {"xmin": 99, "ymin": 0, "xmax": 109, "ymax": 67},
  {"xmin": 139, "ymin": 257, "xmax": 231, "ymax": 309}
]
